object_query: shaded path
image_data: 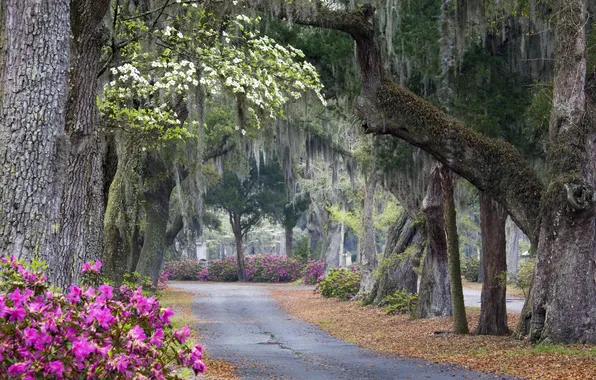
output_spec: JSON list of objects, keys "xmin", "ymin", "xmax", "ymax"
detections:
[{"xmin": 172, "ymin": 282, "xmax": 512, "ymax": 379}]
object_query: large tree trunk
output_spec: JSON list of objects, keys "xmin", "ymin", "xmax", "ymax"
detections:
[
  {"xmin": 0, "ymin": 0, "xmax": 70, "ymax": 273},
  {"xmin": 52, "ymin": 0, "xmax": 110, "ymax": 288},
  {"xmin": 359, "ymin": 175, "xmax": 378, "ymax": 293},
  {"xmin": 417, "ymin": 163, "xmax": 451, "ymax": 318},
  {"xmin": 364, "ymin": 212, "xmax": 424, "ymax": 306},
  {"xmin": 476, "ymin": 191, "xmax": 508, "ymax": 335},
  {"xmin": 102, "ymin": 135, "xmax": 144, "ymax": 285},
  {"xmin": 231, "ymin": 214, "xmax": 246, "ymax": 281},
  {"xmin": 135, "ymin": 150, "xmax": 175, "ymax": 284},
  {"xmin": 443, "ymin": 171, "xmax": 468, "ymax": 334},
  {"xmin": 530, "ymin": 0, "xmax": 596, "ymax": 344}
]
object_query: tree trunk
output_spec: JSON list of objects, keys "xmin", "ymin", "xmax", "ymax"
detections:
[
  {"xmin": 232, "ymin": 214, "xmax": 246, "ymax": 281},
  {"xmin": 285, "ymin": 224, "xmax": 293, "ymax": 257},
  {"xmin": 102, "ymin": 135, "xmax": 144, "ymax": 285},
  {"xmin": 443, "ymin": 171, "xmax": 468, "ymax": 334},
  {"xmin": 134, "ymin": 150, "xmax": 175, "ymax": 284},
  {"xmin": 51, "ymin": 0, "xmax": 109, "ymax": 288},
  {"xmin": 476, "ymin": 191, "xmax": 508, "ymax": 335},
  {"xmin": 506, "ymin": 217, "xmax": 520, "ymax": 276},
  {"xmin": 324, "ymin": 222, "xmax": 343, "ymax": 269},
  {"xmin": 359, "ymin": 175, "xmax": 378, "ymax": 293},
  {"xmin": 478, "ymin": 246, "xmax": 484, "ymax": 283},
  {"xmin": 417, "ymin": 163, "xmax": 451, "ymax": 318},
  {"xmin": 364, "ymin": 212, "xmax": 424, "ymax": 306},
  {"xmin": 530, "ymin": 0, "xmax": 596, "ymax": 344},
  {"xmin": 0, "ymin": 0, "xmax": 69, "ymax": 272}
]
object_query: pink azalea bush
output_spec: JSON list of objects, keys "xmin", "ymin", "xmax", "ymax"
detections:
[
  {"xmin": 163, "ymin": 259, "xmax": 205, "ymax": 281},
  {"xmin": 244, "ymin": 255, "xmax": 303, "ymax": 282},
  {"xmin": 301, "ymin": 259, "xmax": 325, "ymax": 285},
  {"xmin": 0, "ymin": 256, "xmax": 205, "ymax": 379}
]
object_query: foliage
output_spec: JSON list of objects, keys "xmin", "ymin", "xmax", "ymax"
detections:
[
  {"xmin": 291, "ymin": 236, "xmax": 312, "ymax": 263},
  {"xmin": 203, "ymin": 257, "xmax": 239, "ymax": 282},
  {"xmin": 512, "ymin": 260, "xmax": 535, "ymax": 298},
  {"xmin": 0, "ymin": 257, "xmax": 205, "ymax": 378},
  {"xmin": 461, "ymin": 256, "xmax": 480, "ymax": 282},
  {"xmin": 317, "ymin": 268, "xmax": 361, "ymax": 301},
  {"xmin": 301, "ymin": 259, "xmax": 325, "ymax": 285},
  {"xmin": 244, "ymin": 255, "xmax": 303, "ymax": 282},
  {"xmin": 384, "ymin": 289, "xmax": 418, "ymax": 316},
  {"xmin": 120, "ymin": 271, "xmax": 169, "ymax": 297},
  {"xmin": 164, "ymin": 259, "xmax": 206, "ymax": 281}
]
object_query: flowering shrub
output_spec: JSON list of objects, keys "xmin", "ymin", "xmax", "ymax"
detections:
[
  {"xmin": 302, "ymin": 259, "xmax": 325, "ymax": 285},
  {"xmin": 0, "ymin": 257, "xmax": 205, "ymax": 379},
  {"xmin": 244, "ymin": 255, "xmax": 303, "ymax": 282},
  {"xmin": 204, "ymin": 257, "xmax": 238, "ymax": 282},
  {"xmin": 384, "ymin": 289, "xmax": 418, "ymax": 315},
  {"xmin": 317, "ymin": 267, "xmax": 361, "ymax": 301},
  {"xmin": 163, "ymin": 259, "xmax": 205, "ymax": 281}
]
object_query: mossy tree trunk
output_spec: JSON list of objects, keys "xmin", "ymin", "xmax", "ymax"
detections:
[
  {"xmin": 443, "ymin": 170, "xmax": 468, "ymax": 334},
  {"xmin": 134, "ymin": 150, "xmax": 175, "ymax": 284},
  {"xmin": 416, "ymin": 163, "xmax": 451, "ymax": 318},
  {"xmin": 476, "ymin": 191, "xmax": 508, "ymax": 335},
  {"xmin": 359, "ymin": 174, "xmax": 378, "ymax": 293},
  {"xmin": 529, "ymin": 0, "xmax": 596, "ymax": 343},
  {"xmin": 364, "ymin": 212, "xmax": 424, "ymax": 305},
  {"xmin": 284, "ymin": 224, "xmax": 293, "ymax": 257}
]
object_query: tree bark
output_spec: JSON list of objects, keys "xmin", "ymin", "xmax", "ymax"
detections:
[
  {"xmin": 232, "ymin": 213, "xmax": 246, "ymax": 281},
  {"xmin": 364, "ymin": 212, "xmax": 424, "ymax": 306},
  {"xmin": 53, "ymin": 0, "xmax": 110, "ymax": 288},
  {"xmin": 284, "ymin": 224, "xmax": 293, "ymax": 258},
  {"xmin": 102, "ymin": 134, "xmax": 144, "ymax": 285},
  {"xmin": 476, "ymin": 191, "xmax": 508, "ymax": 335},
  {"xmin": 506, "ymin": 217, "xmax": 520, "ymax": 276},
  {"xmin": 417, "ymin": 163, "xmax": 451, "ymax": 318},
  {"xmin": 530, "ymin": 0, "xmax": 596, "ymax": 344},
  {"xmin": 0, "ymin": 0, "xmax": 70, "ymax": 270},
  {"xmin": 443, "ymin": 171, "xmax": 468, "ymax": 334},
  {"xmin": 359, "ymin": 175, "xmax": 378, "ymax": 293}
]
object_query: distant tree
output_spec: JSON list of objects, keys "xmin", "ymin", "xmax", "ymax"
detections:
[{"xmin": 205, "ymin": 156, "xmax": 286, "ymax": 280}]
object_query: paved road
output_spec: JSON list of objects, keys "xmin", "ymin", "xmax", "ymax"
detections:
[
  {"xmin": 462, "ymin": 288, "xmax": 525, "ymax": 313},
  {"xmin": 172, "ymin": 282, "xmax": 513, "ymax": 380}
]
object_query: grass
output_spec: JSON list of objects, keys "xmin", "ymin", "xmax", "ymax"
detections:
[{"xmin": 270, "ymin": 288, "xmax": 596, "ymax": 380}]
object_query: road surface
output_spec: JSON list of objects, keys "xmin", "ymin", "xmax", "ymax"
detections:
[{"xmin": 172, "ymin": 282, "xmax": 514, "ymax": 380}]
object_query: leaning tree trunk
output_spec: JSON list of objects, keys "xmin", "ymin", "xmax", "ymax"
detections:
[
  {"xmin": 0, "ymin": 0, "xmax": 69, "ymax": 272},
  {"xmin": 231, "ymin": 214, "xmax": 246, "ymax": 281},
  {"xmin": 530, "ymin": 0, "xmax": 596, "ymax": 344},
  {"xmin": 417, "ymin": 163, "xmax": 451, "ymax": 318},
  {"xmin": 364, "ymin": 212, "xmax": 425, "ymax": 306},
  {"xmin": 443, "ymin": 171, "xmax": 468, "ymax": 334},
  {"xmin": 359, "ymin": 175, "xmax": 378, "ymax": 293},
  {"xmin": 476, "ymin": 191, "xmax": 508, "ymax": 335}
]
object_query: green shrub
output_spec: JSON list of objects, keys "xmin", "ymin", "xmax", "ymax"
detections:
[
  {"xmin": 384, "ymin": 289, "xmax": 418, "ymax": 315},
  {"xmin": 317, "ymin": 268, "xmax": 360, "ymax": 301},
  {"xmin": 461, "ymin": 256, "xmax": 480, "ymax": 282},
  {"xmin": 513, "ymin": 259, "xmax": 535, "ymax": 298}
]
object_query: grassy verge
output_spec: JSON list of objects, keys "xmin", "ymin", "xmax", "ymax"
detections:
[
  {"xmin": 270, "ymin": 289, "xmax": 596, "ymax": 379},
  {"xmin": 161, "ymin": 287, "xmax": 237, "ymax": 379}
]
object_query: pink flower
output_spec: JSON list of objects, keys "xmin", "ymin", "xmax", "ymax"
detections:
[
  {"xmin": 72, "ymin": 336, "xmax": 94, "ymax": 361},
  {"xmin": 8, "ymin": 288, "xmax": 32, "ymax": 307},
  {"xmin": 67, "ymin": 286, "xmax": 82, "ymax": 303},
  {"xmin": 128, "ymin": 325, "xmax": 146, "ymax": 342},
  {"xmin": 45, "ymin": 361, "xmax": 64, "ymax": 377},
  {"xmin": 81, "ymin": 260, "xmax": 102, "ymax": 274},
  {"xmin": 161, "ymin": 307, "xmax": 174, "ymax": 324},
  {"xmin": 7, "ymin": 362, "xmax": 28, "ymax": 375},
  {"xmin": 174, "ymin": 325, "xmax": 191, "ymax": 344},
  {"xmin": 149, "ymin": 328, "xmax": 164, "ymax": 347},
  {"xmin": 98, "ymin": 284, "xmax": 113, "ymax": 300},
  {"xmin": 22, "ymin": 327, "xmax": 39, "ymax": 346},
  {"xmin": 192, "ymin": 359, "xmax": 206, "ymax": 374},
  {"xmin": 8, "ymin": 306, "xmax": 26, "ymax": 322}
]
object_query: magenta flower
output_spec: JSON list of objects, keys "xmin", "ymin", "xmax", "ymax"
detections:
[
  {"xmin": 8, "ymin": 306, "xmax": 26, "ymax": 322},
  {"xmin": 128, "ymin": 325, "xmax": 147, "ymax": 342},
  {"xmin": 161, "ymin": 307, "xmax": 174, "ymax": 324},
  {"xmin": 45, "ymin": 360, "xmax": 64, "ymax": 377},
  {"xmin": 67, "ymin": 286, "xmax": 82, "ymax": 303},
  {"xmin": 98, "ymin": 284, "xmax": 113, "ymax": 300},
  {"xmin": 72, "ymin": 336, "xmax": 94, "ymax": 361},
  {"xmin": 81, "ymin": 260, "xmax": 102, "ymax": 274},
  {"xmin": 149, "ymin": 328, "xmax": 164, "ymax": 347},
  {"xmin": 7, "ymin": 362, "xmax": 28, "ymax": 375},
  {"xmin": 22, "ymin": 327, "xmax": 39, "ymax": 346},
  {"xmin": 174, "ymin": 325, "xmax": 190, "ymax": 344}
]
